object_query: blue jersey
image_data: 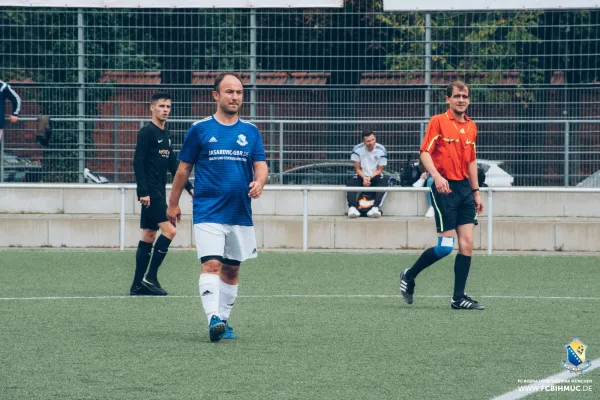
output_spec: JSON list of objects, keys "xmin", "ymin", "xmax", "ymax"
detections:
[{"xmin": 178, "ymin": 116, "xmax": 267, "ymax": 226}]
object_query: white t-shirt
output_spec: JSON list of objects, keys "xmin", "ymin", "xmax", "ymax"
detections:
[{"xmin": 350, "ymin": 143, "xmax": 387, "ymax": 177}]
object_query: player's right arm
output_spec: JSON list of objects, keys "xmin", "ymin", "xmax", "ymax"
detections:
[
  {"xmin": 167, "ymin": 161, "xmax": 193, "ymax": 227},
  {"xmin": 167, "ymin": 124, "xmax": 201, "ymax": 226},
  {"xmin": 350, "ymin": 146, "xmax": 367, "ymax": 184},
  {"xmin": 353, "ymin": 161, "xmax": 365, "ymax": 179},
  {"xmin": 133, "ymin": 128, "xmax": 151, "ymax": 204},
  {"xmin": 167, "ymin": 146, "xmax": 194, "ymax": 196},
  {"xmin": 419, "ymin": 117, "xmax": 450, "ymax": 194}
]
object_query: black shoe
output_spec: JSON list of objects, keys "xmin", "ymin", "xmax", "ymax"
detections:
[
  {"xmin": 400, "ymin": 269, "xmax": 415, "ymax": 304},
  {"xmin": 141, "ymin": 278, "xmax": 168, "ymax": 296},
  {"xmin": 130, "ymin": 282, "xmax": 154, "ymax": 296},
  {"xmin": 451, "ymin": 294, "xmax": 485, "ymax": 310}
]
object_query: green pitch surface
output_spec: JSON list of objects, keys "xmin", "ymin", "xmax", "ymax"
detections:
[{"xmin": 1, "ymin": 251, "xmax": 598, "ymax": 400}]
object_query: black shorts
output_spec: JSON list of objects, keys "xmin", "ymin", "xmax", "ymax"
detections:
[
  {"xmin": 140, "ymin": 194, "xmax": 168, "ymax": 231},
  {"xmin": 430, "ymin": 179, "xmax": 477, "ymax": 233}
]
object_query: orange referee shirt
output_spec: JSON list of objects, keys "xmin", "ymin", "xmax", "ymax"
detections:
[{"xmin": 420, "ymin": 110, "xmax": 478, "ymax": 181}]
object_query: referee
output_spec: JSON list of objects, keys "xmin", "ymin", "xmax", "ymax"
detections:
[
  {"xmin": 400, "ymin": 81, "xmax": 485, "ymax": 310},
  {"xmin": 131, "ymin": 92, "xmax": 193, "ymax": 296}
]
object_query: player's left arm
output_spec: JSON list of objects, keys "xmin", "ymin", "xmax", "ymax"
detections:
[
  {"xmin": 249, "ymin": 129, "xmax": 268, "ymax": 199},
  {"xmin": 467, "ymin": 129, "xmax": 483, "ymax": 214},
  {"xmin": 249, "ymin": 161, "xmax": 268, "ymax": 199},
  {"xmin": 372, "ymin": 165, "xmax": 384, "ymax": 178},
  {"xmin": 372, "ymin": 145, "xmax": 387, "ymax": 178}
]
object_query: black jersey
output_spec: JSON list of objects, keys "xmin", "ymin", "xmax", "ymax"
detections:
[{"xmin": 133, "ymin": 121, "xmax": 192, "ymax": 199}]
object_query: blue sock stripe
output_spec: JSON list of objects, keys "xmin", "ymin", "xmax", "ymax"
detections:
[{"xmin": 433, "ymin": 236, "xmax": 454, "ymax": 258}]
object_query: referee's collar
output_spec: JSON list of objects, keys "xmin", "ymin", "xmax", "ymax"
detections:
[{"xmin": 445, "ymin": 110, "xmax": 471, "ymax": 122}]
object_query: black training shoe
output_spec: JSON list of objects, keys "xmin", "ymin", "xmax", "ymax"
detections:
[
  {"xmin": 451, "ymin": 294, "xmax": 485, "ymax": 310},
  {"xmin": 141, "ymin": 278, "xmax": 168, "ymax": 296},
  {"xmin": 400, "ymin": 269, "xmax": 415, "ymax": 304},
  {"xmin": 130, "ymin": 282, "xmax": 154, "ymax": 296}
]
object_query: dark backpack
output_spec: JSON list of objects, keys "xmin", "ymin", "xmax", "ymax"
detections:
[
  {"xmin": 400, "ymin": 154, "xmax": 421, "ymax": 187},
  {"xmin": 356, "ymin": 192, "xmax": 376, "ymax": 216},
  {"xmin": 477, "ymin": 163, "xmax": 489, "ymax": 187}
]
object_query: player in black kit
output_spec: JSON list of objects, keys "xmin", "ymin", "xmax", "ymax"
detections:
[{"xmin": 130, "ymin": 92, "xmax": 193, "ymax": 296}]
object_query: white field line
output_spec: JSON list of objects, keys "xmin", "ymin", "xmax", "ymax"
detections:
[
  {"xmin": 1, "ymin": 294, "xmax": 600, "ymax": 301},
  {"xmin": 491, "ymin": 360, "xmax": 600, "ymax": 400}
]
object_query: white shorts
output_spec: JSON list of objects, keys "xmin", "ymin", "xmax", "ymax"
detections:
[{"xmin": 194, "ymin": 223, "xmax": 257, "ymax": 263}]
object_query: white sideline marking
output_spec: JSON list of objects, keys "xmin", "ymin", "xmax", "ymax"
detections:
[
  {"xmin": 1, "ymin": 294, "xmax": 600, "ymax": 301},
  {"xmin": 491, "ymin": 360, "xmax": 600, "ymax": 400}
]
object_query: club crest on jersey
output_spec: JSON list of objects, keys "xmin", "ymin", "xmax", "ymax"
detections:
[
  {"xmin": 237, "ymin": 134, "xmax": 248, "ymax": 146},
  {"xmin": 562, "ymin": 338, "xmax": 592, "ymax": 373}
]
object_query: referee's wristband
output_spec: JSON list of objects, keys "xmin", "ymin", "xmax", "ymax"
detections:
[{"xmin": 472, "ymin": 188, "xmax": 480, "ymax": 193}]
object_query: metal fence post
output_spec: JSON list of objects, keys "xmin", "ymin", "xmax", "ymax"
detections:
[
  {"xmin": 250, "ymin": 9, "xmax": 257, "ymax": 120},
  {"xmin": 424, "ymin": 13, "xmax": 432, "ymax": 120},
  {"xmin": 113, "ymin": 103, "xmax": 119, "ymax": 183},
  {"xmin": 564, "ymin": 121, "xmax": 570, "ymax": 186},
  {"xmin": 303, "ymin": 188, "xmax": 308, "ymax": 252},
  {"xmin": 0, "ymin": 134, "xmax": 4, "ymax": 183},
  {"xmin": 279, "ymin": 122, "xmax": 284, "ymax": 184},
  {"xmin": 77, "ymin": 10, "xmax": 86, "ymax": 183},
  {"xmin": 487, "ymin": 189, "xmax": 493, "ymax": 255},
  {"xmin": 269, "ymin": 105, "xmax": 274, "ymax": 182},
  {"xmin": 120, "ymin": 187, "xmax": 126, "ymax": 251}
]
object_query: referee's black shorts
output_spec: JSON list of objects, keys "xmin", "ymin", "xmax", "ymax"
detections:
[
  {"xmin": 140, "ymin": 194, "xmax": 168, "ymax": 231},
  {"xmin": 430, "ymin": 179, "xmax": 477, "ymax": 233}
]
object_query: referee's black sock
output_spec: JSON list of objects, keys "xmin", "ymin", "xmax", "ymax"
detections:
[
  {"xmin": 406, "ymin": 247, "xmax": 441, "ymax": 279},
  {"xmin": 453, "ymin": 253, "xmax": 471, "ymax": 300},
  {"xmin": 145, "ymin": 235, "xmax": 172, "ymax": 283},
  {"xmin": 134, "ymin": 241, "xmax": 153, "ymax": 284}
]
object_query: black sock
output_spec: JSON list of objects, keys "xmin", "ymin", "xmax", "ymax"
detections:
[
  {"xmin": 134, "ymin": 241, "xmax": 153, "ymax": 284},
  {"xmin": 453, "ymin": 254, "xmax": 472, "ymax": 300},
  {"xmin": 406, "ymin": 247, "xmax": 441, "ymax": 279},
  {"xmin": 145, "ymin": 235, "xmax": 172, "ymax": 283}
]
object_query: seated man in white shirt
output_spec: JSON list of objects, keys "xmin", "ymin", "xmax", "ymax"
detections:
[{"xmin": 346, "ymin": 130, "xmax": 388, "ymax": 218}]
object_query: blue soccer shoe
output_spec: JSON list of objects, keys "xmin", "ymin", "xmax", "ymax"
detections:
[{"xmin": 208, "ymin": 315, "xmax": 226, "ymax": 342}]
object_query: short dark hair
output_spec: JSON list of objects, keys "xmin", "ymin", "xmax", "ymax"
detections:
[
  {"xmin": 446, "ymin": 81, "xmax": 469, "ymax": 98},
  {"xmin": 362, "ymin": 130, "xmax": 374, "ymax": 139},
  {"xmin": 150, "ymin": 92, "xmax": 170, "ymax": 104},
  {"xmin": 213, "ymin": 72, "xmax": 243, "ymax": 92}
]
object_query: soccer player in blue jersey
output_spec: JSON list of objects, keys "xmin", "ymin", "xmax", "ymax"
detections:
[{"xmin": 167, "ymin": 73, "xmax": 268, "ymax": 342}]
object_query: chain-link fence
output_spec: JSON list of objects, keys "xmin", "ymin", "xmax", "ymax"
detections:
[{"xmin": 2, "ymin": 3, "xmax": 600, "ymax": 185}]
